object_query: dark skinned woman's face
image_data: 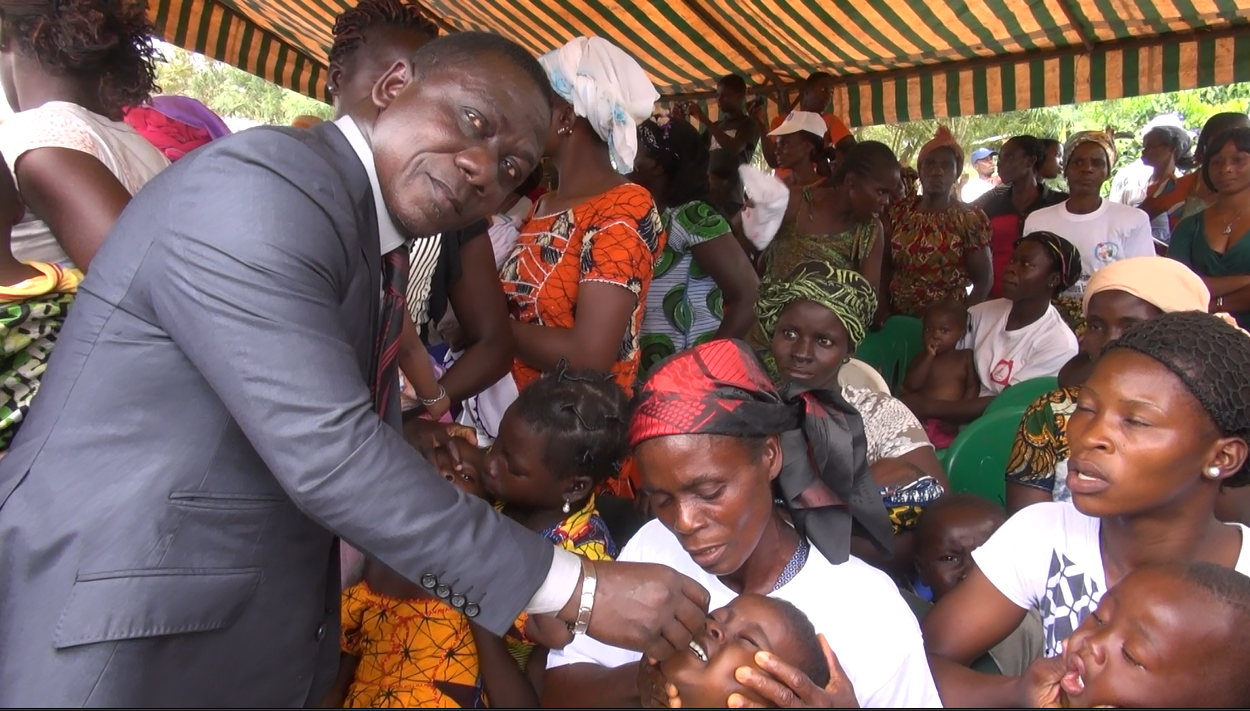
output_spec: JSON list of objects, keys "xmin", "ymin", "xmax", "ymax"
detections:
[
  {"xmin": 1065, "ymin": 349, "xmax": 1245, "ymax": 518},
  {"xmin": 995, "ymin": 139, "xmax": 1035, "ymax": 185},
  {"xmin": 920, "ymin": 147, "xmax": 959, "ymax": 196},
  {"xmin": 1065, "ymin": 142, "xmax": 1112, "ymax": 198},
  {"xmin": 637, "ymin": 434, "xmax": 782, "ymax": 577},
  {"xmin": 776, "ymin": 133, "xmax": 815, "ymax": 170},
  {"xmin": 770, "ymin": 300, "xmax": 850, "ymax": 392},
  {"xmin": 1208, "ymin": 140, "xmax": 1250, "ymax": 195},
  {"xmin": 846, "ymin": 168, "xmax": 899, "ymax": 221},
  {"xmin": 1081, "ymin": 290, "xmax": 1163, "ymax": 361},
  {"xmin": 1000, "ymin": 239, "xmax": 1060, "ymax": 301},
  {"xmin": 369, "ymin": 51, "xmax": 550, "ymax": 238}
]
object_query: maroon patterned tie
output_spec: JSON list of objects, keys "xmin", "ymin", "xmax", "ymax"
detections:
[{"xmin": 371, "ymin": 248, "xmax": 408, "ymax": 416}]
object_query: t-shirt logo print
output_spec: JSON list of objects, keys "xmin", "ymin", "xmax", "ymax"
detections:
[
  {"xmin": 1094, "ymin": 241, "xmax": 1120, "ymax": 264},
  {"xmin": 1039, "ymin": 551, "xmax": 1101, "ymax": 657},
  {"xmin": 990, "ymin": 358, "xmax": 1015, "ymax": 387}
]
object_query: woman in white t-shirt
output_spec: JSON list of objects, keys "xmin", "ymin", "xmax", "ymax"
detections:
[
  {"xmin": 543, "ymin": 339, "xmax": 941, "ymax": 708},
  {"xmin": 922, "ymin": 310, "xmax": 1250, "ymax": 707},
  {"xmin": 1022, "ymin": 131, "xmax": 1154, "ymax": 309},
  {"xmin": 902, "ymin": 231, "xmax": 1079, "ymax": 425},
  {"xmin": 0, "ymin": 0, "xmax": 169, "ymax": 270}
]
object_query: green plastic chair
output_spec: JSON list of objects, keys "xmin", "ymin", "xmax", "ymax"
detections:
[
  {"xmin": 983, "ymin": 376, "xmax": 1060, "ymax": 417},
  {"xmin": 854, "ymin": 316, "xmax": 923, "ymax": 394},
  {"xmin": 942, "ymin": 408, "xmax": 1027, "ymax": 506}
]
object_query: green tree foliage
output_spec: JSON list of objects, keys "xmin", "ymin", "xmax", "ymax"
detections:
[
  {"xmin": 155, "ymin": 45, "xmax": 333, "ymax": 126},
  {"xmin": 859, "ymin": 83, "xmax": 1250, "ymax": 169}
]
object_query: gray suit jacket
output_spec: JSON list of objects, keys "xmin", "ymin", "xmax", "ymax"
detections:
[{"xmin": 0, "ymin": 124, "xmax": 553, "ymax": 707}]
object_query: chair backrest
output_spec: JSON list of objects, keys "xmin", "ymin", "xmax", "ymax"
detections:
[
  {"xmin": 984, "ymin": 377, "xmax": 1061, "ymax": 417},
  {"xmin": 943, "ymin": 408, "xmax": 1027, "ymax": 506},
  {"xmin": 854, "ymin": 315, "xmax": 923, "ymax": 394},
  {"xmin": 838, "ymin": 358, "xmax": 891, "ymax": 394}
]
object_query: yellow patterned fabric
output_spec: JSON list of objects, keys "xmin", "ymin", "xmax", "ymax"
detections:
[
  {"xmin": 1004, "ymin": 387, "xmax": 1081, "ymax": 497},
  {"xmin": 340, "ymin": 582, "xmax": 485, "ymax": 708},
  {"xmin": 500, "ymin": 495, "xmax": 617, "ymax": 672}
]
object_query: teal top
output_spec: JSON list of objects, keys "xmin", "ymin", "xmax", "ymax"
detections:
[{"xmin": 1168, "ymin": 212, "xmax": 1250, "ymax": 329}]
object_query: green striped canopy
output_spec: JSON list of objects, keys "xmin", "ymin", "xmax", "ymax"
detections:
[{"xmin": 148, "ymin": 0, "xmax": 1250, "ymax": 126}]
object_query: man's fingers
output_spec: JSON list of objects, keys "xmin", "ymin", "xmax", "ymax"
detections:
[{"xmin": 727, "ymin": 691, "xmax": 769, "ymax": 709}]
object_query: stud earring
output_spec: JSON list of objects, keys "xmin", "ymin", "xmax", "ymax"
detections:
[
  {"xmin": 562, "ymin": 499, "xmax": 571, "ymax": 514},
  {"xmin": 1207, "ymin": 466, "xmax": 1222, "ymax": 479},
  {"xmin": 558, "ymin": 125, "xmax": 573, "ymax": 136}
]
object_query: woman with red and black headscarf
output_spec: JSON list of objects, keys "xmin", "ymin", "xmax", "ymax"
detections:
[{"xmin": 543, "ymin": 339, "xmax": 942, "ymax": 709}]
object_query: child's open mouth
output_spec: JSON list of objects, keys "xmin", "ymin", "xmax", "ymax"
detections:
[{"xmin": 688, "ymin": 639, "xmax": 709, "ymax": 663}]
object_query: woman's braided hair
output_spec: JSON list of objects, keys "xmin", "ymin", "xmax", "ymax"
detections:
[
  {"xmin": 329, "ymin": 0, "xmax": 437, "ymax": 68},
  {"xmin": 0, "ymin": 0, "xmax": 160, "ymax": 118},
  {"xmin": 509, "ymin": 362, "xmax": 631, "ymax": 488},
  {"xmin": 1109, "ymin": 310, "xmax": 1250, "ymax": 486}
]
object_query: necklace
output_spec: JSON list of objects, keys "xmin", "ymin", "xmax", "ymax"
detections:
[
  {"xmin": 1220, "ymin": 204, "xmax": 1248, "ymax": 236},
  {"xmin": 771, "ymin": 536, "xmax": 811, "ymax": 592}
]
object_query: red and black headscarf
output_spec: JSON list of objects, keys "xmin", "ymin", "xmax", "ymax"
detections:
[{"xmin": 631, "ymin": 339, "xmax": 893, "ymax": 565}]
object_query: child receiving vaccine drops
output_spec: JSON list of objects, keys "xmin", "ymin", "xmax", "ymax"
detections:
[{"xmin": 902, "ymin": 300, "xmax": 978, "ymax": 448}]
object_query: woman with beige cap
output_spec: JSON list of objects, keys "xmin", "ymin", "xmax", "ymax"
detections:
[{"xmin": 1005, "ymin": 255, "xmax": 1249, "ymax": 523}]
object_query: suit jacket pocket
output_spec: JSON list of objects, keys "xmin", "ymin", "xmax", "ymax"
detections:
[
  {"xmin": 168, "ymin": 491, "xmax": 287, "ymax": 511},
  {"xmin": 52, "ymin": 567, "xmax": 262, "ymax": 649}
]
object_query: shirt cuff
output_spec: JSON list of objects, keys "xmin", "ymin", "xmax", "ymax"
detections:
[{"xmin": 525, "ymin": 546, "xmax": 582, "ymax": 614}]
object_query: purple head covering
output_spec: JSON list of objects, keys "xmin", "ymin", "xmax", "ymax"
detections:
[{"xmin": 149, "ymin": 96, "xmax": 232, "ymax": 140}]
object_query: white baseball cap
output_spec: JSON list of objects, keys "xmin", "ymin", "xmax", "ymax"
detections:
[{"xmin": 768, "ymin": 110, "xmax": 827, "ymax": 139}]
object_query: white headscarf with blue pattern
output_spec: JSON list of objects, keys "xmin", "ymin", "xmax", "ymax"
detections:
[{"xmin": 539, "ymin": 36, "xmax": 659, "ymax": 174}]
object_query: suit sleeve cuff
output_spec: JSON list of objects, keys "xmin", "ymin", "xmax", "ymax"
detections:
[{"xmin": 525, "ymin": 547, "xmax": 582, "ymax": 614}]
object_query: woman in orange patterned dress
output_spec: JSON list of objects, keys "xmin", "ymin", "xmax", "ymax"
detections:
[{"xmin": 499, "ymin": 37, "xmax": 664, "ymax": 500}]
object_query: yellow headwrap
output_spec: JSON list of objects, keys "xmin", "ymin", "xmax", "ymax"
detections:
[
  {"xmin": 1065, "ymin": 128, "xmax": 1118, "ymax": 169},
  {"xmin": 1082, "ymin": 256, "xmax": 1208, "ymax": 315}
]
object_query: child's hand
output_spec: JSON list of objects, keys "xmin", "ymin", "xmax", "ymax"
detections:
[
  {"xmin": 422, "ymin": 393, "xmax": 452, "ymax": 421},
  {"xmin": 637, "ymin": 657, "xmax": 671, "ymax": 709},
  {"xmin": 524, "ymin": 613, "xmax": 575, "ymax": 649}
]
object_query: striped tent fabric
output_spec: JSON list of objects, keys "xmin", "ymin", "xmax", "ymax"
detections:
[{"xmin": 147, "ymin": 0, "xmax": 1250, "ymax": 126}]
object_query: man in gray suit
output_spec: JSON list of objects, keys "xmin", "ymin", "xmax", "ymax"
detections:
[{"xmin": 0, "ymin": 33, "xmax": 708, "ymax": 706}]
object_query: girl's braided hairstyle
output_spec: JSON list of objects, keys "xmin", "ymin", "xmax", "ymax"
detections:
[
  {"xmin": 329, "ymin": 0, "xmax": 437, "ymax": 68},
  {"xmin": 509, "ymin": 362, "xmax": 630, "ymax": 488},
  {"xmin": 1108, "ymin": 310, "xmax": 1250, "ymax": 486}
]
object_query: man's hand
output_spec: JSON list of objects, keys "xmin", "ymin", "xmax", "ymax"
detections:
[
  {"xmin": 1016, "ymin": 648, "xmax": 1070, "ymax": 708},
  {"xmin": 558, "ymin": 561, "xmax": 710, "ymax": 661},
  {"xmin": 685, "ymin": 101, "xmax": 708, "ymax": 123}
]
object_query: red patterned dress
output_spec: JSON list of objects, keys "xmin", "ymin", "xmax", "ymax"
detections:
[
  {"xmin": 500, "ymin": 183, "xmax": 665, "ymax": 498},
  {"xmin": 886, "ymin": 196, "xmax": 991, "ymax": 317}
]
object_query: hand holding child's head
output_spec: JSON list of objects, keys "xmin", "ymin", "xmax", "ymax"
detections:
[
  {"xmin": 658, "ymin": 594, "xmax": 830, "ymax": 708},
  {"xmin": 431, "ymin": 437, "xmax": 488, "ymax": 499},
  {"xmin": 921, "ymin": 300, "xmax": 969, "ymax": 357},
  {"xmin": 1060, "ymin": 560, "xmax": 1250, "ymax": 708}
]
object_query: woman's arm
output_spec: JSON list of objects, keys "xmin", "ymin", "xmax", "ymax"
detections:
[
  {"xmin": 965, "ymin": 247, "xmax": 993, "ymax": 307},
  {"xmin": 512, "ymin": 282, "xmax": 637, "ymax": 373},
  {"xmin": 470, "ymin": 621, "xmax": 540, "ymax": 708},
  {"xmin": 922, "ymin": 568, "xmax": 1032, "ymax": 706},
  {"xmin": 542, "ymin": 663, "xmax": 642, "ymax": 708},
  {"xmin": 859, "ymin": 223, "xmax": 885, "ymax": 299},
  {"xmin": 1203, "ymin": 275, "xmax": 1250, "ymax": 299},
  {"xmin": 439, "ymin": 234, "xmax": 515, "ymax": 402},
  {"xmin": 690, "ymin": 235, "xmax": 760, "ymax": 340},
  {"xmin": 397, "ymin": 313, "xmax": 449, "ymax": 419},
  {"xmin": 1215, "ymin": 282, "xmax": 1250, "ymax": 313},
  {"xmin": 15, "ymin": 146, "xmax": 134, "ymax": 269},
  {"xmin": 1005, "ymin": 482, "xmax": 1052, "ymax": 514},
  {"xmin": 872, "ymin": 445, "xmax": 949, "ymax": 492}
]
